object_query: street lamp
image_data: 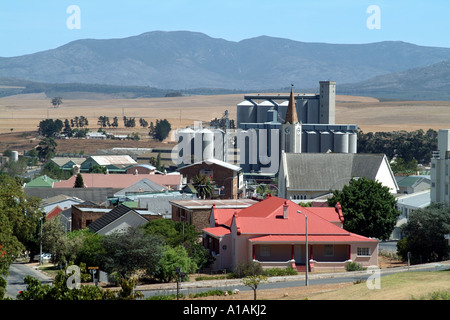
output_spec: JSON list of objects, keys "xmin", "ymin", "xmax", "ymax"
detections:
[{"xmin": 297, "ymin": 210, "xmax": 308, "ymax": 286}]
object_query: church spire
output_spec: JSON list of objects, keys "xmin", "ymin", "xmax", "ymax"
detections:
[{"xmin": 284, "ymin": 84, "xmax": 298, "ymax": 124}]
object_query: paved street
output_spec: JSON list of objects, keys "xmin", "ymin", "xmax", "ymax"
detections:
[{"xmin": 5, "ymin": 262, "xmax": 53, "ymax": 299}]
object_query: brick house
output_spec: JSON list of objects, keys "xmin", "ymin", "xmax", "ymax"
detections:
[
  {"xmin": 178, "ymin": 159, "xmax": 244, "ymax": 199},
  {"xmin": 170, "ymin": 199, "xmax": 258, "ymax": 232},
  {"xmin": 71, "ymin": 203, "xmax": 112, "ymax": 231}
]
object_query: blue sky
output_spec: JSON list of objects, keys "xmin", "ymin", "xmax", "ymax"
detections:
[{"xmin": 1, "ymin": 0, "xmax": 449, "ymax": 57}]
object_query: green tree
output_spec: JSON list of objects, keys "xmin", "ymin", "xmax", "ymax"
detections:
[
  {"xmin": 74, "ymin": 173, "xmax": 85, "ymax": 188},
  {"xmin": 36, "ymin": 137, "xmax": 58, "ymax": 161},
  {"xmin": 327, "ymin": 177, "xmax": 400, "ymax": 240},
  {"xmin": 242, "ymin": 275, "xmax": 268, "ymax": 300},
  {"xmin": 38, "ymin": 119, "xmax": 63, "ymax": 138},
  {"xmin": 142, "ymin": 219, "xmax": 212, "ymax": 272},
  {"xmin": 397, "ymin": 203, "xmax": 450, "ymax": 263},
  {"xmin": 62, "ymin": 119, "xmax": 73, "ymax": 138},
  {"xmin": 100, "ymin": 227, "xmax": 165, "ymax": 279},
  {"xmin": 151, "ymin": 119, "xmax": 171, "ymax": 141},
  {"xmin": 41, "ymin": 216, "xmax": 70, "ymax": 267},
  {"xmin": 0, "ymin": 175, "xmax": 44, "ymax": 270},
  {"xmin": 17, "ymin": 270, "xmax": 143, "ymax": 300},
  {"xmin": 51, "ymin": 97, "xmax": 63, "ymax": 108},
  {"xmin": 192, "ymin": 174, "xmax": 215, "ymax": 199},
  {"xmin": 154, "ymin": 245, "xmax": 196, "ymax": 283}
]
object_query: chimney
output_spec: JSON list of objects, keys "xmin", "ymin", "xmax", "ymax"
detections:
[{"xmin": 283, "ymin": 201, "xmax": 289, "ymax": 219}]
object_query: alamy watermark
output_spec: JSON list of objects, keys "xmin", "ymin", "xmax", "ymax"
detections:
[
  {"xmin": 67, "ymin": 5, "xmax": 81, "ymax": 30},
  {"xmin": 367, "ymin": 5, "xmax": 381, "ymax": 30},
  {"xmin": 366, "ymin": 266, "xmax": 381, "ymax": 290},
  {"xmin": 171, "ymin": 122, "xmax": 280, "ymax": 174}
]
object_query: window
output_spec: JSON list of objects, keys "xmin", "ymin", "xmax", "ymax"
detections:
[
  {"xmin": 324, "ymin": 244, "xmax": 334, "ymax": 256},
  {"xmin": 357, "ymin": 247, "xmax": 371, "ymax": 256},
  {"xmin": 260, "ymin": 245, "xmax": 270, "ymax": 257}
]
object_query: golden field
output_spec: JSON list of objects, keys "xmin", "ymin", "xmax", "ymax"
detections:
[{"xmin": 0, "ymin": 92, "xmax": 450, "ymax": 153}]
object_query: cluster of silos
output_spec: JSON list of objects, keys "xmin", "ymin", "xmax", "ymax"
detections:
[
  {"xmin": 302, "ymin": 127, "xmax": 357, "ymax": 154},
  {"xmin": 175, "ymin": 127, "xmax": 226, "ymax": 167},
  {"xmin": 237, "ymin": 96, "xmax": 318, "ymax": 128}
]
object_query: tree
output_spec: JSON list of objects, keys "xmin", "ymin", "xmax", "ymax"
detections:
[
  {"xmin": 139, "ymin": 118, "xmax": 148, "ymax": 128},
  {"xmin": 74, "ymin": 173, "xmax": 85, "ymax": 188},
  {"xmin": 36, "ymin": 137, "xmax": 57, "ymax": 161},
  {"xmin": 51, "ymin": 97, "xmax": 63, "ymax": 108},
  {"xmin": 0, "ymin": 175, "xmax": 44, "ymax": 270},
  {"xmin": 62, "ymin": 119, "xmax": 73, "ymax": 137},
  {"xmin": 100, "ymin": 227, "xmax": 165, "ymax": 279},
  {"xmin": 41, "ymin": 216, "xmax": 70, "ymax": 267},
  {"xmin": 327, "ymin": 177, "xmax": 400, "ymax": 240},
  {"xmin": 142, "ymin": 219, "xmax": 212, "ymax": 271},
  {"xmin": 17, "ymin": 271, "xmax": 143, "ymax": 300},
  {"xmin": 154, "ymin": 245, "xmax": 196, "ymax": 283},
  {"xmin": 242, "ymin": 275, "xmax": 267, "ymax": 300},
  {"xmin": 150, "ymin": 119, "xmax": 171, "ymax": 141},
  {"xmin": 38, "ymin": 119, "xmax": 63, "ymax": 137},
  {"xmin": 192, "ymin": 174, "xmax": 215, "ymax": 199},
  {"xmin": 397, "ymin": 203, "xmax": 450, "ymax": 264}
]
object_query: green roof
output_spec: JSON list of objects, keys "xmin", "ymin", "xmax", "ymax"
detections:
[{"xmin": 25, "ymin": 175, "xmax": 58, "ymax": 188}]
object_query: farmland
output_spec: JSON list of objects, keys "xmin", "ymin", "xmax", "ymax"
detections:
[{"xmin": 1, "ymin": 92, "xmax": 450, "ymax": 154}]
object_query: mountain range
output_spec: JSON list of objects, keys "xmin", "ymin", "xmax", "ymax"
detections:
[{"xmin": 1, "ymin": 30, "xmax": 450, "ymax": 99}]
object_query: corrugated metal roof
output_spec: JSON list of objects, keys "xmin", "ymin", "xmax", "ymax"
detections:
[{"xmin": 285, "ymin": 153, "xmax": 385, "ymax": 191}]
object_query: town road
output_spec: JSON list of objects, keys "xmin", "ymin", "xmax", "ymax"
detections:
[{"xmin": 5, "ymin": 262, "xmax": 53, "ymax": 299}]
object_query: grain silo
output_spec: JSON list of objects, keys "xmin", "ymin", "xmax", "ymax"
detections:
[
  {"xmin": 348, "ymin": 131, "xmax": 358, "ymax": 154},
  {"xmin": 237, "ymin": 100, "xmax": 257, "ymax": 127},
  {"xmin": 307, "ymin": 131, "xmax": 320, "ymax": 153},
  {"xmin": 333, "ymin": 131, "xmax": 349, "ymax": 153},
  {"xmin": 320, "ymin": 131, "xmax": 333, "ymax": 153}
]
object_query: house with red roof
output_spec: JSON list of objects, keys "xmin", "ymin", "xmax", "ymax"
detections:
[{"xmin": 203, "ymin": 196, "xmax": 378, "ymax": 272}]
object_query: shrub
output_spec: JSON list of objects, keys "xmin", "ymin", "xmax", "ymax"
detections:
[
  {"xmin": 233, "ymin": 261, "xmax": 264, "ymax": 278},
  {"xmin": 264, "ymin": 267, "xmax": 298, "ymax": 277},
  {"xmin": 346, "ymin": 261, "xmax": 365, "ymax": 271}
]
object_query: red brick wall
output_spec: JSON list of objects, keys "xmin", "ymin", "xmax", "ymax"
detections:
[{"xmin": 179, "ymin": 163, "xmax": 238, "ymax": 199}]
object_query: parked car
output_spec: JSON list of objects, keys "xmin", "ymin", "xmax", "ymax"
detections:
[{"xmin": 33, "ymin": 253, "xmax": 51, "ymax": 262}]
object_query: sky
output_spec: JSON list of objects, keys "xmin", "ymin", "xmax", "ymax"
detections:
[{"xmin": 1, "ymin": 0, "xmax": 449, "ymax": 57}]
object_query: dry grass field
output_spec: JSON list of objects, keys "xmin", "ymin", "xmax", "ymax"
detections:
[{"xmin": 1, "ymin": 92, "xmax": 450, "ymax": 153}]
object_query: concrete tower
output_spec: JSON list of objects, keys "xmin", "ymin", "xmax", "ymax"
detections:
[
  {"xmin": 319, "ymin": 81, "xmax": 336, "ymax": 124},
  {"xmin": 281, "ymin": 86, "xmax": 302, "ymax": 153}
]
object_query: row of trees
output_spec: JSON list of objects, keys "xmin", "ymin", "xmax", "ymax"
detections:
[
  {"xmin": 357, "ymin": 129, "xmax": 438, "ymax": 165},
  {"xmin": 41, "ymin": 217, "xmax": 212, "ymax": 283},
  {"xmin": 38, "ymin": 117, "xmax": 172, "ymax": 142}
]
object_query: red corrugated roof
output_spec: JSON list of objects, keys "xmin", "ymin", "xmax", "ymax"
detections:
[
  {"xmin": 202, "ymin": 196, "xmax": 375, "ymax": 244},
  {"xmin": 212, "ymin": 208, "xmax": 241, "ymax": 227},
  {"xmin": 234, "ymin": 197, "xmax": 347, "ymax": 236},
  {"xmin": 203, "ymin": 226, "xmax": 231, "ymax": 237}
]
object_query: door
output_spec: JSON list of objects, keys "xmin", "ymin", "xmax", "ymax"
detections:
[{"xmin": 294, "ymin": 245, "xmax": 303, "ymax": 264}]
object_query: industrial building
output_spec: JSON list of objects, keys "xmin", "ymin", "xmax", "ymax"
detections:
[
  {"xmin": 431, "ymin": 129, "xmax": 450, "ymax": 204},
  {"xmin": 236, "ymin": 81, "xmax": 358, "ymax": 173}
]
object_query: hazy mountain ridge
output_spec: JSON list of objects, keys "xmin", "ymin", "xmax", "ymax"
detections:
[{"xmin": 1, "ymin": 31, "xmax": 450, "ymax": 99}]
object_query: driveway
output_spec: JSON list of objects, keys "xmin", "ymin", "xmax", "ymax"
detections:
[{"xmin": 5, "ymin": 262, "xmax": 53, "ymax": 299}]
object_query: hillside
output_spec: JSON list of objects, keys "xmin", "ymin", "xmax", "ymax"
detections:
[
  {"xmin": 339, "ymin": 60, "xmax": 450, "ymax": 100},
  {"xmin": 1, "ymin": 31, "xmax": 450, "ymax": 92}
]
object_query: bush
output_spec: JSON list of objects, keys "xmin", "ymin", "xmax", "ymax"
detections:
[
  {"xmin": 233, "ymin": 261, "xmax": 264, "ymax": 278},
  {"xmin": 345, "ymin": 261, "xmax": 365, "ymax": 271},
  {"xmin": 264, "ymin": 267, "xmax": 298, "ymax": 277}
]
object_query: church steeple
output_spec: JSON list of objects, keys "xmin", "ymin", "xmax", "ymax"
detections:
[{"xmin": 284, "ymin": 85, "xmax": 298, "ymax": 124}]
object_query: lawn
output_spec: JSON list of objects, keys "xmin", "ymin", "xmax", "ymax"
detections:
[{"xmin": 308, "ymin": 270, "xmax": 450, "ymax": 300}]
